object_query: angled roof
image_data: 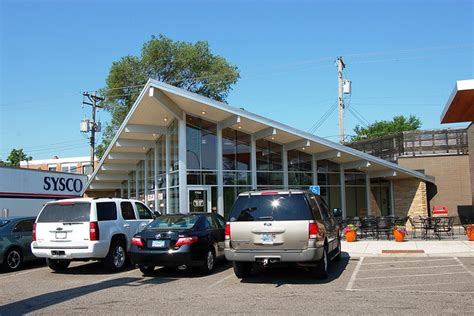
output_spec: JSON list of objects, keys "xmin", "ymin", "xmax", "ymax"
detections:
[
  {"xmin": 441, "ymin": 79, "xmax": 474, "ymax": 124},
  {"xmin": 86, "ymin": 79, "xmax": 434, "ymax": 192}
]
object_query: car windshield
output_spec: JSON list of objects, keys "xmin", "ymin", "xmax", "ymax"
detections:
[
  {"xmin": 37, "ymin": 202, "xmax": 91, "ymax": 223},
  {"xmin": 0, "ymin": 219, "xmax": 10, "ymax": 227},
  {"xmin": 229, "ymin": 194, "xmax": 312, "ymax": 221},
  {"xmin": 147, "ymin": 215, "xmax": 199, "ymax": 230}
]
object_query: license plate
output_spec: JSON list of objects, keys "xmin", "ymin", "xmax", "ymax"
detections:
[
  {"xmin": 151, "ymin": 240, "xmax": 165, "ymax": 248},
  {"xmin": 55, "ymin": 232, "xmax": 67, "ymax": 239},
  {"xmin": 260, "ymin": 233, "xmax": 273, "ymax": 243}
]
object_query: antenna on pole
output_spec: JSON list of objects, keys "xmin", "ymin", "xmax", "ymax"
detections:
[
  {"xmin": 81, "ymin": 92, "xmax": 104, "ymax": 172},
  {"xmin": 336, "ymin": 56, "xmax": 346, "ymax": 144}
]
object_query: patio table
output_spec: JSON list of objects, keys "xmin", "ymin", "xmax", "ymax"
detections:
[{"xmin": 420, "ymin": 217, "xmax": 442, "ymax": 239}]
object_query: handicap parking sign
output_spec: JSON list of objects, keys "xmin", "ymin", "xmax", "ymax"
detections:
[{"xmin": 309, "ymin": 185, "xmax": 320, "ymax": 195}]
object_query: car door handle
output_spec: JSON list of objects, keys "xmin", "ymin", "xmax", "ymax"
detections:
[{"xmin": 123, "ymin": 224, "xmax": 130, "ymax": 228}]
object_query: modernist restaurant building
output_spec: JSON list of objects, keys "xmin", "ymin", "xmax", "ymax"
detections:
[{"xmin": 85, "ymin": 79, "xmax": 435, "ymax": 219}]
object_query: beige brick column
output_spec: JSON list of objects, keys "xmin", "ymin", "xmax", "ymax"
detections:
[
  {"xmin": 393, "ymin": 179, "xmax": 428, "ymax": 227},
  {"xmin": 468, "ymin": 123, "xmax": 474, "ymax": 206}
]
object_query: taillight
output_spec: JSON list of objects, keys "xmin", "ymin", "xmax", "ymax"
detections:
[
  {"xmin": 90, "ymin": 222, "xmax": 100, "ymax": 241},
  {"xmin": 309, "ymin": 223, "xmax": 318, "ymax": 239},
  {"xmin": 131, "ymin": 236, "xmax": 144, "ymax": 247},
  {"xmin": 32, "ymin": 223, "xmax": 37, "ymax": 241},
  {"xmin": 175, "ymin": 236, "xmax": 198, "ymax": 247},
  {"xmin": 225, "ymin": 223, "xmax": 231, "ymax": 240}
]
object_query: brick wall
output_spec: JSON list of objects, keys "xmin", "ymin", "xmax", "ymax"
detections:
[
  {"xmin": 393, "ymin": 179, "xmax": 428, "ymax": 223},
  {"xmin": 398, "ymin": 155, "xmax": 471, "ymax": 218}
]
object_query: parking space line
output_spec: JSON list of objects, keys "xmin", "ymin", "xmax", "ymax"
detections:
[
  {"xmin": 350, "ymin": 288, "xmax": 474, "ymax": 295},
  {"xmin": 358, "ymin": 281, "xmax": 473, "ymax": 291},
  {"xmin": 361, "ymin": 258, "xmax": 455, "ymax": 266},
  {"xmin": 207, "ymin": 273, "xmax": 235, "ymax": 289},
  {"xmin": 356, "ymin": 271, "xmax": 469, "ymax": 280},
  {"xmin": 345, "ymin": 257, "xmax": 364, "ymax": 291},
  {"xmin": 358, "ymin": 264, "xmax": 462, "ymax": 272},
  {"xmin": 453, "ymin": 257, "xmax": 474, "ymax": 277}
]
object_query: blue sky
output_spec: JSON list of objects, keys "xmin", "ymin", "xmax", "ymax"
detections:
[{"xmin": 1, "ymin": 0, "xmax": 473, "ymax": 160}]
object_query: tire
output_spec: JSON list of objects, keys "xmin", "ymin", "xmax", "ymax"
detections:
[
  {"xmin": 46, "ymin": 258, "xmax": 71, "ymax": 271},
  {"xmin": 313, "ymin": 246, "xmax": 329, "ymax": 279},
  {"xmin": 200, "ymin": 248, "xmax": 216, "ymax": 275},
  {"xmin": 104, "ymin": 240, "xmax": 127, "ymax": 272},
  {"xmin": 3, "ymin": 248, "xmax": 23, "ymax": 272},
  {"xmin": 138, "ymin": 264, "xmax": 155, "ymax": 275},
  {"xmin": 233, "ymin": 261, "xmax": 251, "ymax": 279}
]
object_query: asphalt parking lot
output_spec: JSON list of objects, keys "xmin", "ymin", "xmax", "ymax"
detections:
[{"xmin": 1, "ymin": 254, "xmax": 473, "ymax": 315}]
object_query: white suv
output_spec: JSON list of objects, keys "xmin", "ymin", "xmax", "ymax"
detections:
[{"xmin": 31, "ymin": 198, "xmax": 157, "ymax": 272}]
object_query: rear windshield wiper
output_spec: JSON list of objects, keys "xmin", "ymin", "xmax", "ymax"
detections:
[{"xmin": 256, "ymin": 216, "xmax": 273, "ymax": 221}]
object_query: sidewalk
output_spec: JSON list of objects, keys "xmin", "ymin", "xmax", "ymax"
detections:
[{"xmin": 342, "ymin": 239, "xmax": 474, "ymax": 257}]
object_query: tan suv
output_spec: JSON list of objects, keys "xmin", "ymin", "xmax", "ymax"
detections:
[{"xmin": 224, "ymin": 190, "xmax": 341, "ymax": 279}]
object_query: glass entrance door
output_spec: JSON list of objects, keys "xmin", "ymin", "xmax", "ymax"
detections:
[{"xmin": 188, "ymin": 186, "xmax": 211, "ymax": 213}]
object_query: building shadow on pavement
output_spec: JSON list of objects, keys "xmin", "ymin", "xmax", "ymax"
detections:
[
  {"xmin": 0, "ymin": 275, "xmax": 178, "ymax": 315},
  {"xmin": 239, "ymin": 252, "xmax": 350, "ymax": 286}
]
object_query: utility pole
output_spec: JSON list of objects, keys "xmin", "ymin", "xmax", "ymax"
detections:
[
  {"xmin": 337, "ymin": 56, "xmax": 345, "ymax": 144},
  {"xmin": 82, "ymin": 92, "xmax": 104, "ymax": 171}
]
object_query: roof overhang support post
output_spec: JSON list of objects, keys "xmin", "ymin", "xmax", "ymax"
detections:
[
  {"xmin": 108, "ymin": 153, "xmax": 146, "ymax": 161},
  {"xmin": 366, "ymin": 173, "xmax": 372, "ymax": 216},
  {"xmin": 116, "ymin": 140, "xmax": 155, "ymax": 148},
  {"xmin": 149, "ymin": 87, "xmax": 183, "ymax": 120},
  {"xmin": 341, "ymin": 160, "xmax": 371, "ymax": 170},
  {"xmin": 340, "ymin": 164, "xmax": 346, "ymax": 218},
  {"xmin": 101, "ymin": 164, "xmax": 136, "ymax": 171},
  {"xmin": 313, "ymin": 150, "xmax": 341, "ymax": 161},
  {"xmin": 368, "ymin": 170, "xmax": 397, "ymax": 178},
  {"xmin": 284, "ymin": 139, "xmax": 311, "ymax": 152},
  {"xmin": 253, "ymin": 127, "xmax": 277, "ymax": 140},
  {"xmin": 124, "ymin": 124, "xmax": 167, "ymax": 135},
  {"xmin": 218, "ymin": 115, "xmax": 241, "ymax": 130}
]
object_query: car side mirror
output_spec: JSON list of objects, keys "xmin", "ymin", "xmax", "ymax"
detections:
[
  {"xmin": 333, "ymin": 208, "xmax": 342, "ymax": 218},
  {"xmin": 153, "ymin": 211, "xmax": 161, "ymax": 219}
]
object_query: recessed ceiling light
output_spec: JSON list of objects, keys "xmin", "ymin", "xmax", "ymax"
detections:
[
  {"xmin": 271, "ymin": 136, "xmax": 275, "ymax": 140},
  {"xmin": 142, "ymin": 147, "xmax": 146, "ymax": 150},
  {"xmin": 163, "ymin": 117, "xmax": 168, "ymax": 122},
  {"xmin": 152, "ymin": 133, "xmax": 157, "ymax": 137},
  {"xmin": 201, "ymin": 111, "xmax": 206, "ymax": 115},
  {"xmin": 238, "ymin": 125, "xmax": 242, "ymax": 129},
  {"xmin": 302, "ymin": 147, "xmax": 306, "ymax": 150}
]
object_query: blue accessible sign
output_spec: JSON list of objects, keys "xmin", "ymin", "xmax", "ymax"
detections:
[{"xmin": 309, "ymin": 185, "xmax": 320, "ymax": 195}]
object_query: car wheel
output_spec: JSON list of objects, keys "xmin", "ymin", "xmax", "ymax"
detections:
[
  {"xmin": 104, "ymin": 240, "xmax": 127, "ymax": 272},
  {"xmin": 233, "ymin": 261, "xmax": 251, "ymax": 279},
  {"xmin": 313, "ymin": 246, "xmax": 329, "ymax": 279},
  {"xmin": 138, "ymin": 264, "xmax": 155, "ymax": 275},
  {"xmin": 200, "ymin": 248, "xmax": 216, "ymax": 274},
  {"xmin": 3, "ymin": 248, "xmax": 23, "ymax": 272},
  {"xmin": 46, "ymin": 258, "xmax": 71, "ymax": 272}
]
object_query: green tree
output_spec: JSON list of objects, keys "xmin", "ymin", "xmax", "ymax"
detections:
[
  {"xmin": 350, "ymin": 115, "xmax": 421, "ymax": 142},
  {"xmin": 5, "ymin": 148, "xmax": 31, "ymax": 167},
  {"xmin": 96, "ymin": 35, "xmax": 240, "ymax": 158}
]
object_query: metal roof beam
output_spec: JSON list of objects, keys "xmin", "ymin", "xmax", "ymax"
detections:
[
  {"xmin": 313, "ymin": 150, "xmax": 341, "ymax": 161},
  {"xmin": 284, "ymin": 139, "xmax": 311, "ymax": 151},
  {"xmin": 253, "ymin": 127, "xmax": 277, "ymax": 140},
  {"xmin": 368, "ymin": 170, "xmax": 397, "ymax": 178},
  {"xmin": 124, "ymin": 124, "xmax": 167, "ymax": 135},
  {"xmin": 116, "ymin": 139, "xmax": 155, "ymax": 148},
  {"xmin": 94, "ymin": 174, "xmax": 129, "ymax": 181},
  {"xmin": 108, "ymin": 153, "xmax": 146, "ymax": 160},
  {"xmin": 341, "ymin": 160, "xmax": 371, "ymax": 170},
  {"xmin": 149, "ymin": 87, "xmax": 183, "ymax": 120},
  {"xmin": 101, "ymin": 164, "xmax": 136, "ymax": 171},
  {"xmin": 218, "ymin": 115, "xmax": 241, "ymax": 129},
  {"xmin": 88, "ymin": 182, "xmax": 122, "ymax": 190}
]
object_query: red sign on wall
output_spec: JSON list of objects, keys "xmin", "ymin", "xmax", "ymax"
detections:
[{"xmin": 432, "ymin": 205, "xmax": 448, "ymax": 216}]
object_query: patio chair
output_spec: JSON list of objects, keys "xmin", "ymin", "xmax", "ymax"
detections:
[
  {"xmin": 434, "ymin": 216, "xmax": 455, "ymax": 240},
  {"xmin": 360, "ymin": 217, "xmax": 377, "ymax": 239},
  {"xmin": 408, "ymin": 216, "xmax": 423, "ymax": 238},
  {"xmin": 376, "ymin": 216, "xmax": 392, "ymax": 240}
]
